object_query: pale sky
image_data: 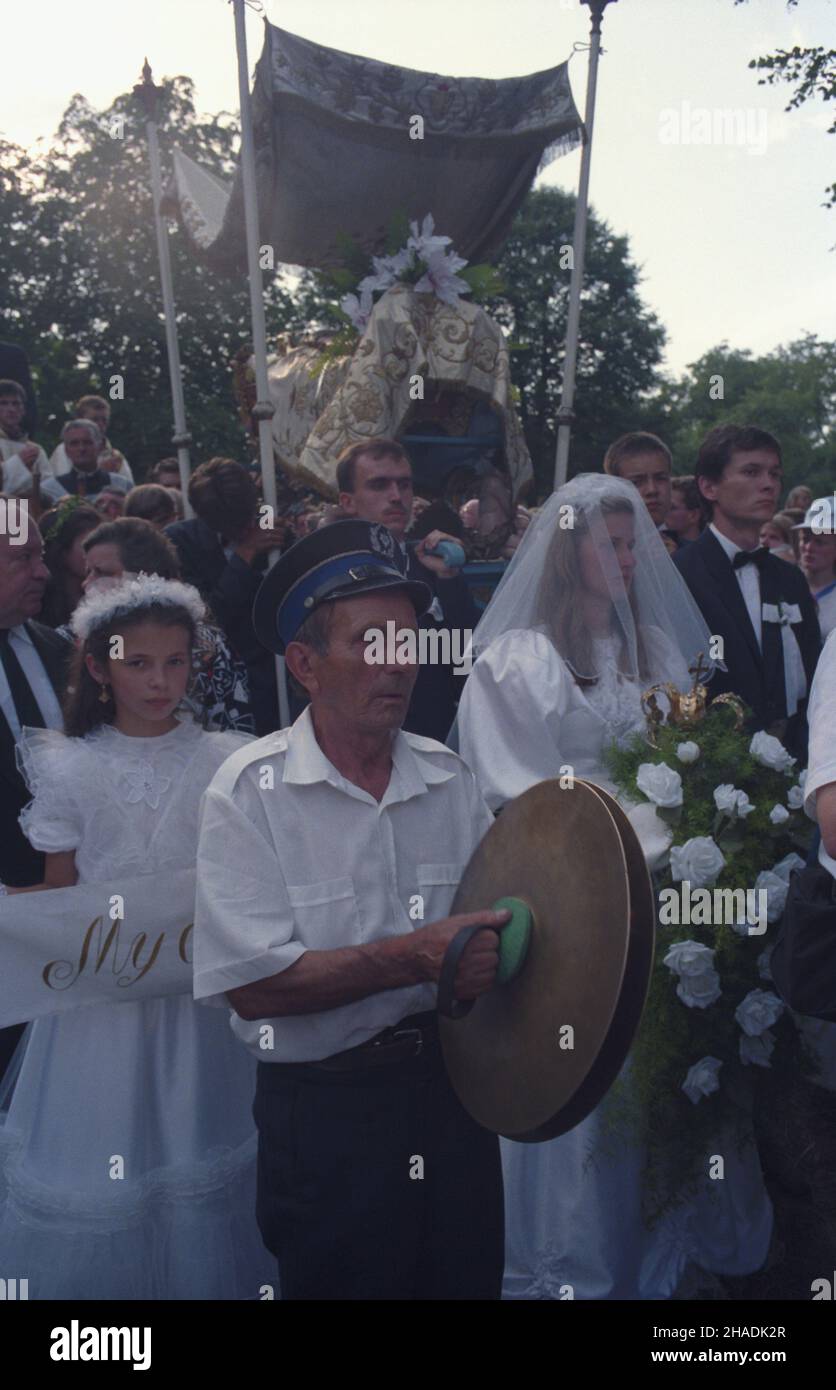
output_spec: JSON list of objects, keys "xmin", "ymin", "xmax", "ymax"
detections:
[{"xmin": 5, "ymin": 0, "xmax": 835, "ymax": 376}]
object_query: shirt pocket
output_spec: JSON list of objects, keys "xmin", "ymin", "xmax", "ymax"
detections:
[
  {"xmin": 286, "ymin": 876, "xmax": 362, "ymax": 945},
  {"xmin": 415, "ymin": 863, "xmax": 466, "ymax": 924}
]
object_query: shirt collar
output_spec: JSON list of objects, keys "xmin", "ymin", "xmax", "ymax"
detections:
[
  {"xmin": 709, "ymin": 522, "xmax": 743, "ymax": 560},
  {"xmin": 283, "ymin": 705, "xmax": 455, "ymax": 805},
  {"xmin": 7, "ymin": 623, "xmax": 33, "ymax": 645}
]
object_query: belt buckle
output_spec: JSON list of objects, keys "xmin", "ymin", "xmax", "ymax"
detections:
[{"xmin": 390, "ymin": 1026, "xmax": 423, "ymax": 1057}]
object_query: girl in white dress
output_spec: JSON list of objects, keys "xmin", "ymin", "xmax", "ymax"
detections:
[
  {"xmin": 457, "ymin": 474, "xmax": 774, "ymax": 1300},
  {"xmin": 0, "ymin": 574, "xmax": 273, "ymax": 1299}
]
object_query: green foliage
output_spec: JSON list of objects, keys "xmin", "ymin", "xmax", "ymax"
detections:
[
  {"xmin": 484, "ymin": 187, "xmax": 668, "ymax": 494},
  {"xmin": 648, "ymin": 335, "xmax": 836, "ymax": 495},
  {"xmin": 603, "ymin": 704, "xmax": 813, "ymax": 1220},
  {"xmin": 0, "ymin": 79, "xmax": 321, "ymax": 475}
]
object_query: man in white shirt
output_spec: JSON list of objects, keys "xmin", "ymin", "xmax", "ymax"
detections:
[
  {"xmin": 194, "ymin": 519, "xmax": 509, "ymax": 1299},
  {"xmin": 48, "ymin": 394, "xmax": 134, "ymax": 484},
  {"xmin": 41, "ymin": 421, "xmax": 131, "ymax": 507},
  {"xmin": 674, "ymin": 424, "xmax": 820, "ymax": 758},
  {"xmin": 0, "ymin": 379, "xmax": 50, "ymax": 496}
]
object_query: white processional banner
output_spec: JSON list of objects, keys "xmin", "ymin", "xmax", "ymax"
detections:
[{"xmin": 0, "ymin": 869, "xmax": 197, "ymax": 1028}]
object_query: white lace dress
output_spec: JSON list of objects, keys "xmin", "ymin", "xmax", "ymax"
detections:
[
  {"xmin": 457, "ymin": 627, "xmax": 773, "ymax": 1300},
  {"xmin": 0, "ymin": 718, "xmax": 275, "ymax": 1300}
]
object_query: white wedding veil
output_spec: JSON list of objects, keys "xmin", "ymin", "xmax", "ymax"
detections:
[{"xmin": 469, "ymin": 472, "xmax": 717, "ymax": 687}]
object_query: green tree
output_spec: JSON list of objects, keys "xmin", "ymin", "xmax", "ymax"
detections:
[
  {"xmin": 0, "ymin": 78, "xmax": 309, "ymax": 473},
  {"xmin": 485, "ymin": 187, "xmax": 667, "ymax": 493},
  {"xmin": 734, "ymin": 0, "xmax": 835, "ymax": 207},
  {"xmin": 651, "ymin": 334, "xmax": 836, "ymax": 494}
]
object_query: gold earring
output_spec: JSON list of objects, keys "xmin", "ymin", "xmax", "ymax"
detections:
[{"xmin": 98, "ymin": 683, "xmax": 110, "ymax": 704}]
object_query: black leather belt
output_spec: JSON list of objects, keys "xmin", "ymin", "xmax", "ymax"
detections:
[{"xmin": 310, "ymin": 1011, "xmax": 439, "ymax": 1073}]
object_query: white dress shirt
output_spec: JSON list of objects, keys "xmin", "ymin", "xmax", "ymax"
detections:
[
  {"xmin": 804, "ymin": 629, "xmax": 836, "ymax": 881},
  {"xmin": 709, "ymin": 522, "xmax": 763, "ymax": 647},
  {"xmin": 194, "ymin": 705, "xmax": 493, "ymax": 1062},
  {"xmin": 0, "ymin": 624, "xmax": 65, "ymax": 739},
  {"xmin": 708, "ymin": 522, "xmax": 807, "ymax": 715},
  {"xmin": 814, "ymin": 583, "xmax": 836, "ymax": 640}
]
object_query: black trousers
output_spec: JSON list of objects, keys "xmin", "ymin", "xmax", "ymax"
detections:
[{"xmin": 253, "ymin": 1034, "xmax": 504, "ymax": 1300}]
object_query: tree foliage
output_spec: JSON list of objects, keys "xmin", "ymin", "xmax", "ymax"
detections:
[
  {"xmin": 484, "ymin": 187, "xmax": 667, "ymax": 491},
  {"xmin": 0, "ymin": 77, "xmax": 307, "ymax": 472},
  {"xmin": 734, "ymin": 0, "xmax": 835, "ymax": 207}
]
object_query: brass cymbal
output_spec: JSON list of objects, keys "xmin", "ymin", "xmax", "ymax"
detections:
[{"xmin": 438, "ymin": 779, "xmax": 655, "ymax": 1142}]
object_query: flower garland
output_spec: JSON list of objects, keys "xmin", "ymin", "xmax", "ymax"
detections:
[{"xmin": 602, "ymin": 704, "xmax": 815, "ymax": 1221}]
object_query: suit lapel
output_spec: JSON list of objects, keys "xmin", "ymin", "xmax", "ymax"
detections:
[
  {"xmin": 697, "ymin": 530, "xmax": 762, "ymax": 668},
  {"xmin": 26, "ymin": 621, "xmax": 72, "ymax": 696}
]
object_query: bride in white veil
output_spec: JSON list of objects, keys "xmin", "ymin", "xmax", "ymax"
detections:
[{"xmin": 457, "ymin": 473, "xmax": 773, "ymax": 1299}]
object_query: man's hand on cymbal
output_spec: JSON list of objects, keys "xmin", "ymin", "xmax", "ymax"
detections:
[{"xmin": 413, "ymin": 909, "xmax": 511, "ymax": 999}]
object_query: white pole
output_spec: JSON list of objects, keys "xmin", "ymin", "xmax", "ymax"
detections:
[
  {"xmin": 553, "ymin": 0, "xmax": 616, "ymax": 492},
  {"xmin": 231, "ymin": 3, "xmax": 290, "ymax": 727},
  {"xmin": 134, "ymin": 62, "xmax": 194, "ymax": 517}
]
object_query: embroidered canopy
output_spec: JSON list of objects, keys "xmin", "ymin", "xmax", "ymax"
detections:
[{"xmin": 171, "ymin": 21, "xmax": 582, "ymax": 272}]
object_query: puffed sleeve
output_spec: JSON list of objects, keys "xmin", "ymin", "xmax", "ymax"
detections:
[
  {"xmin": 457, "ymin": 629, "xmax": 574, "ymax": 810},
  {"xmin": 15, "ymin": 727, "xmax": 84, "ymax": 853},
  {"xmin": 804, "ymin": 629, "xmax": 836, "ymax": 822},
  {"xmin": 193, "ymin": 774, "xmax": 307, "ymax": 1004}
]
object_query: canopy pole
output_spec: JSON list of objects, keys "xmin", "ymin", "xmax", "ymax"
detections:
[
  {"xmin": 134, "ymin": 61, "xmax": 194, "ymax": 517},
  {"xmin": 231, "ymin": 3, "xmax": 290, "ymax": 728},
  {"xmin": 553, "ymin": 0, "xmax": 617, "ymax": 492}
]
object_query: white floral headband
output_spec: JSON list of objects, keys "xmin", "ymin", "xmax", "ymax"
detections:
[{"xmin": 70, "ymin": 572, "xmax": 205, "ymax": 641}]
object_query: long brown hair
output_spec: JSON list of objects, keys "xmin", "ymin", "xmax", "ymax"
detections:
[
  {"xmin": 535, "ymin": 493, "xmax": 650, "ymax": 683},
  {"xmin": 64, "ymin": 603, "xmax": 197, "ymax": 737}
]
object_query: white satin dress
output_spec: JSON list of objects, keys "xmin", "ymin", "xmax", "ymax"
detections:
[
  {"xmin": 457, "ymin": 627, "xmax": 774, "ymax": 1300},
  {"xmin": 0, "ymin": 718, "xmax": 275, "ymax": 1300}
]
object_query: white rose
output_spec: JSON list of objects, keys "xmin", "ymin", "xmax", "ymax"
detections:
[
  {"xmin": 787, "ymin": 785, "xmax": 804, "ymax": 810},
  {"xmin": 755, "ymin": 869, "xmax": 789, "ymax": 923},
  {"xmin": 676, "ymin": 742, "xmax": 700, "ymax": 764},
  {"xmin": 670, "ymin": 836, "xmax": 726, "ymax": 889},
  {"xmin": 749, "ymin": 730, "xmax": 796, "ymax": 774},
  {"xmin": 682, "ymin": 1056, "xmax": 723, "ymax": 1105},
  {"xmin": 663, "ymin": 940, "xmax": 716, "ymax": 978},
  {"xmin": 636, "ymin": 762, "xmax": 683, "ymax": 808},
  {"xmin": 739, "ymin": 1029, "xmax": 776, "ymax": 1068},
  {"xmin": 713, "ymin": 784, "xmax": 755, "ymax": 819},
  {"xmin": 677, "ymin": 968, "xmax": 722, "ymax": 1010},
  {"xmin": 771, "ymin": 852, "xmax": 805, "ymax": 883},
  {"xmin": 734, "ymin": 988, "xmax": 785, "ymax": 1037},
  {"xmin": 625, "ymin": 801, "xmax": 673, "ymax": 872},
  {"xmin": 757, "ymin": 947, "xmax": 773, "ymax": 981},
  {"xmin": 769, "ymin": 804, "xmax": 790, "ymax": 825}
]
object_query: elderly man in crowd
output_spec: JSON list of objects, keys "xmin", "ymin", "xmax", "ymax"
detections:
[
  {"xmin": 194, "ymin": 520, "xmax": 508, "ymax": 1300},
  {"xmin": 0, "ymin": 379, "xmax": 50, "ymax": 496},
  {"xmin": 40, "ymin": 421, "xmax": 132, "ymax": 507},
  {"xmin": 48, "ymin": 394, "xmax": 134, "ymax": 484}
]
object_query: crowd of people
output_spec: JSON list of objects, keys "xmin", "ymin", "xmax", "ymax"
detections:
[{"xmin": 1, "ymin": 386, "xmax": 835, "ymax": 1301}]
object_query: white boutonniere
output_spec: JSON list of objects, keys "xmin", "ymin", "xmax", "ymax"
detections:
[{"xmin": 761, "ymin": 601, "xmax": 802, "ymax": 627}]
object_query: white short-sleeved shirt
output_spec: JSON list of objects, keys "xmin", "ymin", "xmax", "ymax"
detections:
[
  {"xmin": 804, "ymin": 629, "xmax": 836, "ymax": 880},
  {"xmin": 193, "ymin": 706, "xmax": 494, "ymax": 1062}
]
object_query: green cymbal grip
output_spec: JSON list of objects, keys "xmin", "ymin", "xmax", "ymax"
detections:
[{"xmin": 492, "ymin": 896, "xmax": 532, "ymax": 985}]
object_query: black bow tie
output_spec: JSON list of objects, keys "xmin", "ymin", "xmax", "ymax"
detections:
[{"xmin": 732, "ymin": 547, "xmax": 769, "ymax": 572}]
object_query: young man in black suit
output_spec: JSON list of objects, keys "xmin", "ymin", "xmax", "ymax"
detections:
[
  {"xmin": 0, "ymin": 508, "xmax": 74, "ymax": 1076},
  {"xmin": 674, "ymin": 425, "xmax": 820, "ymax": 758}
]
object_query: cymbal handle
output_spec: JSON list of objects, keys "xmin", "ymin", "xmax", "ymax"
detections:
[{"xmin": 436, "ymin": 924, "xmax": 483, "ymax": 1019}]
